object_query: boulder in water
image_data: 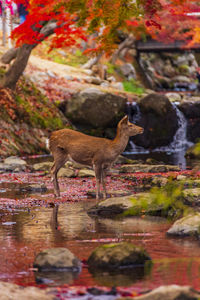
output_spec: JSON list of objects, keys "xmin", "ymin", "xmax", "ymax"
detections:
[{"xmin": 131, "ymin": 93, "xmax": 178, "ymax": 148}]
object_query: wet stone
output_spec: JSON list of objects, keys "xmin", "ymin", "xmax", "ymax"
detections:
[
  {"xmin": 33, "ymin": 247, "xmax": 81, "ymax": 271},
  {"xmin": 119, "ymin": 164, "xmax": 180, "ymax": 173},
  {"xmin": 20, "ymin": 184, "xmax": 48, "ymax": 193},
  {"xmin": 183, "ymin": 188, "xmax": 200, "ymax": 205},
  {"xmin": 58, "ymin": 168, "xmax": 75, "ymax": 178},
  {"xmin": 87, "ymin": 242, "xmax": 151, "ymax": 271},
  {"xmin": 4, "ymin": 156, "xmax": 27, "ymax": 166},
  {"xmin": 0, "ymin": 162, "xmax": 26, "ymax": 172},
  {"xmin": 131, "ymin": 285, "xmax": 200, "ymax": 300},
  {"xmin": 0, "ymin": 281, "xmax": 55, "ymax": 300},
  {"xmin": 33, "ymin": 162, "xmax": 53, "ymax": 171},
  {"xmin": 88, "ymin": 193, "xmax": 168, "ymax": 217},
  {"xmin": 88, "ymin": 195, "xmax": 134, "ymax": 216},
  {"xmin": 78, "ymin": 169, "xmax": 95, "ymax": 177},
  {"xmin": 167, "ymin": 213, "xmax": 200, "ymax": 237}
]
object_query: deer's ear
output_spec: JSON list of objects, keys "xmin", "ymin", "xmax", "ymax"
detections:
[{"xmin": 120, "ymin": 115, "xmax": 128, "ymax": 125}]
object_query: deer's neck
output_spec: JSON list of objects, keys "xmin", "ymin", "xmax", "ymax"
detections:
[{"xmin": 111, "ymin": 127, "xmax": 129, "ymax": 155}]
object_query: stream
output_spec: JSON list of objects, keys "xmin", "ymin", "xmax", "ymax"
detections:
[{"xmin": 1, "ymin": 189, "xmax": 200, "ymax": 291}]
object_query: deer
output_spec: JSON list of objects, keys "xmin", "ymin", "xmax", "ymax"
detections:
[{"xmin": 49, "ymin": 115, "xmax": 143, "ymax": 200}]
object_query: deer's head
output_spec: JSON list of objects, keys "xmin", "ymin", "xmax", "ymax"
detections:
[{"xmin": 119, "ymin": 115, "xmax": 143, "ymax": 137}]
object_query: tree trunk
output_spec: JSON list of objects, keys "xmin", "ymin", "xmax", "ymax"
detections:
[
  {"xmin": 0, "ymin": 20, "xmax": 58, "ymax": 90},
  {"xmin": 0, "ymin": 44, "xmax": 34, "ymax": 89}
]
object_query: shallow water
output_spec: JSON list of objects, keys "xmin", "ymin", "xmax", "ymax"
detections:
[{"xmin": 1, "ymin": 196, "xmax": 200, "ymax": 291}]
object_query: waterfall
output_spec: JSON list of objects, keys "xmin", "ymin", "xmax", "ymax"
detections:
[
  {"xmin": 154, "ymin": 104, "xmax": 193, "ymax": 153},
  {"xmin": 124, "ymin": 102, "xmax": 193, "ymax": 155}
]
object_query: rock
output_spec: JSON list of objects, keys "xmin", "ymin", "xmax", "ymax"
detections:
[
  {"xmin": 183, "ymin": 188, "xmax": 200, "ymax": 205},
  {"xmin": 0, "ymin": 163, "xmax": 20, "ymax": 172},
  {"xmin": 46, "ymin": 70, "xmax": 56, "ymax": 78},
  {"xmin": 132, "ymin": 93, "xmax": 178, "ymax": 148},
  {"xmin": 145, "ymin": 158, "xmax": 160, "ymax": 165},
  {"xmin": 120, "ymin": 63, "xmax": 136, "ymax": 79},
  {"xmin": 21, "ymin": 184, "xmax": 47, "ymax": 193},
  {"xmin": 119, "ymin": 164, "xmax": 180, "ymax": 173},
  {"xmin": 58, "ymin": 168, "xmax": 75, "ymax": 178},
  {"xmin": 4, "ymin": 156, "xmax": 27, "ymax": 166},
  {"xmin": 66, "ymin": 88, "xmax": 126, "ymax": 128},
  {"xmin": 0, "ymin": 156, "xmax": 28, "ymax": 172},
  {"xmin": 163, "ymin": 63, "xmax": 176, "ymax": 77},
  {"xmin": 33, "ymin": 162, "xmax": 53, "ymax": 171},
  {"xmin": 178, "ymin": 101, "xmax": 200, "ymax": 142},
  {"xmin": 33, "ymin": 248, "xmax": 81, "ymax": 271},
  {"xmin": 88, "ymin": 195, "xmax": 135, "ymax": 216},
  {"xmin": 65, "ymin": 161, "xmax": 90, "ymax": 169},
  {"xmin": 167, "ymin": 213, "xmax": 200, "ymax": 236},
  {"xmin": 87, "ymin": 242, "xmax": 151, "ymax": 270},
  {"xmin": 111, "ymin": 82, "xmax": 124, "ymax": 90},
  {"xmin": 172, "ymin": 75, "xmax": 191, "ymax": 83},
  {"xmin": 64, "ymin": 75, "xmax": 74, "ymax": 81},
  {"xmin": 115, "ymin": 155, "xmax": 138, "ymax": 164},
  {"xmin": 165, "ymin": 92, "xmax": 182, "ymax": 102},
  {"xmin": 152, "ymin": 177, "xmax": 168, "ymax": 187},
  {"xmin": 0, "ymin": 281, "xmax": 55, "ymax": 300},
  {"xmin": 130, "ymin": 285, "xmax": 200, "ymax": 300},
  {"xmin": 185, "ymin": 143, "xmax": 200, "ymax": 159},
  {"xmin": 78, "ymin": 169, "xmax": 95, "ymax": 177},
  {"xmin": 100, "ymin": 81, "xmax": 109, "ymax": 88},
  {"xmin": 84, "ymin": 76, "xmax": 102, "ymax": 85},
  {"xmin": 88, "ymin": 193, "xmax": 167, "ymax": 217},
  {"xmin": 107, "ymin": 76, "xmax": 116, "ymax": 82},
  {"xmin": 176, "ymin": 175, "xmax": 187, "ymax": 181},
  {"xmin": 83, "ymin": 69, "xmax": 93, "ymax": 76}
]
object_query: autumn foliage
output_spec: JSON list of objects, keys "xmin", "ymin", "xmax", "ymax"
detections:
[{"xmin": 8, "ymin": 0, "xmax": 200, "ymax": 54}]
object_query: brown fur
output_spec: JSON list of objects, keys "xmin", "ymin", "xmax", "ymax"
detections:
[{"xmin": 49, "ymin": 115, "xmax": 143, "ymax": 199}]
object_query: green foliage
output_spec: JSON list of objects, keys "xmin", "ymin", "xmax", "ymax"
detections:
[
  {"xmin": 34, "ymin": 42, "xmax": 88, "ymax": 67},
  {"xmin": 106, "ymin": 63, "xmax": 117, "ymax": 75},
  {"xmin": 122, "ymin": 80, "xmax": 145, "ymax": 95}
]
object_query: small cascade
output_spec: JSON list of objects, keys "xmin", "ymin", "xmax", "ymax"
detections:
[
  {"xmin": 124, "ymin": 102, "xmax": 194, "ymax": 167},
  {"xmin": 154, "ymin": 104, "xmax": 193, "ymax": 153}
]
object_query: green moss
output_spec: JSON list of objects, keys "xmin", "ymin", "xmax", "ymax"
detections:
[
  {"xmin": 45, "ymin": 48, "xmax": 88, "ymax": 67},
  {"xmin": 193, "ymin": 142, "xmax": 200, "ymax": 157},
  {"xmin": 178, "ymin": 64, "xmax": 189, "ymax": 74},
  {"xmin": 122, "ymin": 80, "xmax": 145, "ymax": 95},
  {"xmin": 125, "ymin": 180, "xmax": 193, "ymax": 219},
  {"xmin": 101, "ymin": 243, "xmax": 119, "ymax": 249},
  {"xmin": 106, "ymin": 63, "xmax": 117, "ymax": 75},
  {"xmin": 13, "ymin": 77, "xmax": 65, "ymax": 130}
]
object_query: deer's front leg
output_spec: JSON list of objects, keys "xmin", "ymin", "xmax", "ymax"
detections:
[
  {"xmin": 93, "ymin": 164, "xmax": 102, "ymax": 200},
  {"xmin": 51, "ymin": 153, "xmax": 68, "ymax": 197}
]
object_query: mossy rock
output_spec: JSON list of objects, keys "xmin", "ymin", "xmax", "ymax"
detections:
[
  {"xmin": 185, "ymin": 143, "xmax": 200, "ymax": 159},
  {"xmin": 182, "ymin": 188, "xmax": 200, "ymax": 205},
  {"xmin": 87, "ymin": 242, "xmax": 151, "ymax": 271}
]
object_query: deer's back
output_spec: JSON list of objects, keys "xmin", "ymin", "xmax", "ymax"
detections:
[{"xmin": 49, "ymin": 129, "xmax": 113, "ymax": 165}]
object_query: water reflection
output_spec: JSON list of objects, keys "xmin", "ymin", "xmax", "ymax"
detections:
[
  {"xmin": 89, "ymin": 263, "xmax": 152, "ymax": 287},
  {"xmin": 35, "ymin": 269, "xmax": 80, "ymax": 286},
  {"xmin": 1, "ymin": 201, "xmax": 200, "ymax": 289}
]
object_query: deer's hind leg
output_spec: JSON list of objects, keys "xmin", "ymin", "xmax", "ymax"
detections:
[
  {"xmin": 101, "ymin": 167, "xmax": 107, "ymax": 199},
  {"xmin": 51, "ymin": 148, "xmax": 68, "ymax": 197},
  {"xmin": 93, "ymin": 164, "xmax": 103, "ymax": 200}
]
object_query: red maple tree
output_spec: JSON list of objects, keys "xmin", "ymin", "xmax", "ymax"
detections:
[{"xmin": 1, "ymin": 0, "xmax": 200, "ymax": 89}]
